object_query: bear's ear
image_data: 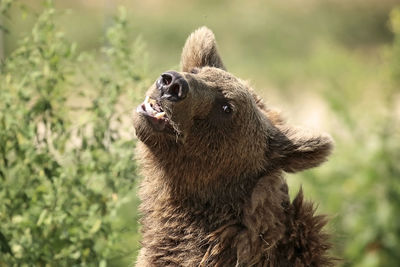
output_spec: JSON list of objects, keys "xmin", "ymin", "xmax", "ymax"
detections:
[
  {"xmin": 270, "ymin": 126, "xmax": 334, "ymax": 173},
  {"xmin": 180, "ymin": 26, "xmax": 226, "ymax": 72}
]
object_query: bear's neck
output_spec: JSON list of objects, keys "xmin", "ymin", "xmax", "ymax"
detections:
[
  {"xmin": 136, "ymin": 142, "xmax": 296, "ymax": 266},
  {"xmin": 137, "ymin": 141, "xmax": 269, "ymax": 205}
]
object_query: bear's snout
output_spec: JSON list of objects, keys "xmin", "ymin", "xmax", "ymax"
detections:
[{"xmin": 156, "ymin": 71, "xmax": 189, "ymax": 102}]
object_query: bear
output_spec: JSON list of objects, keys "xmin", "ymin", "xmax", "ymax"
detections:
[{"xmin": 133, "ymin": 27, "xmax": 335, "ymax": 266}]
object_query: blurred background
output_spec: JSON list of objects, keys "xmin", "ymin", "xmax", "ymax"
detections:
[{"xmin": 1, "ymin": 0, "xmax": 399, "ymax": 266}]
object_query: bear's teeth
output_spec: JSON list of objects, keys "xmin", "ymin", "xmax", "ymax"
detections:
[
  {"xmin": 154, "ymin": 112, "xmax": 165, "ymax": 119},
  {"xmin": 148, "ymin": 98, "xmax": 157, "ymax": 106},
  {"xmin": 144, "ymin": 100, "xmax": 155, "ymax": 114}
]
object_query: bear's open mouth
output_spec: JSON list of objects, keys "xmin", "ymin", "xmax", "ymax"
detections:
[{"xmin": 136, "ymin": 96, "xmax": 170, "ymax": 131}]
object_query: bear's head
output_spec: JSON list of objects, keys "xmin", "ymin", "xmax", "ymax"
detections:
[{"xmin": 133, "ymin": 27, "xmax": 333, "ymax": 196}]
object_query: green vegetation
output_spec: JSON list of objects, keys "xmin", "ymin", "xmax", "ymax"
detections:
[
  {"xmin": 0, "ymin": 1, "xmax": 144, "ymax": 265},
  {"xmin": 0, "ymin": 0, "xmax": 399, "ymax": 266}
]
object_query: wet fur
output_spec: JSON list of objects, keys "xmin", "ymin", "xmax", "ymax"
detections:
[{"xmin": 134, "ymin": 27, "xmax": 335, "ymax": 266}]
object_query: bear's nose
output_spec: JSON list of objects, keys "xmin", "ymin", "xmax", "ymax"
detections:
[{"xmin": 156, "ymin": 71, "xmax": 189, "ymax": 101}]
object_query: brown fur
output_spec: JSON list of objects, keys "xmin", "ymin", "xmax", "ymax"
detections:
[{"xmin": 133, "ymin": 27, "xmax": 335, "ymax": 266}]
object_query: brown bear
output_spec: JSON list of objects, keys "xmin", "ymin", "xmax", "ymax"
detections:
[{"xmin": 133, "ymin": 27, "xmax": 335, "ymax": 266}]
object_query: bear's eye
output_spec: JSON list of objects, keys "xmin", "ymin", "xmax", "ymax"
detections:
[
  {"xmin": 190, "ymin": 68, "xmax": 200, "ymax": 74},
  {"xmin": 222, "ymin": 104, "xmax": 232, "ymax": 114}
]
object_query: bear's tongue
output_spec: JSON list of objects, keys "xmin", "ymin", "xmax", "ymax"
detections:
[{"xmin": 137, "ymin": 96, "xmax": 166, "ymax": 120}]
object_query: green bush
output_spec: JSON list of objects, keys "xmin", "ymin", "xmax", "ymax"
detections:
[
  {"xmin": 0, "ymin": 1, "xmax": 144, "ymax": 265},
  {"xmin": 291, "ymin": 6, "xmax": 400, "ymax": 267}
]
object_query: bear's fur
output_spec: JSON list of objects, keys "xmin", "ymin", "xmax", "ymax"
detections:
[{"xmin": 133, "ymin": 27, "xmax": 335, "ymax": 266}]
